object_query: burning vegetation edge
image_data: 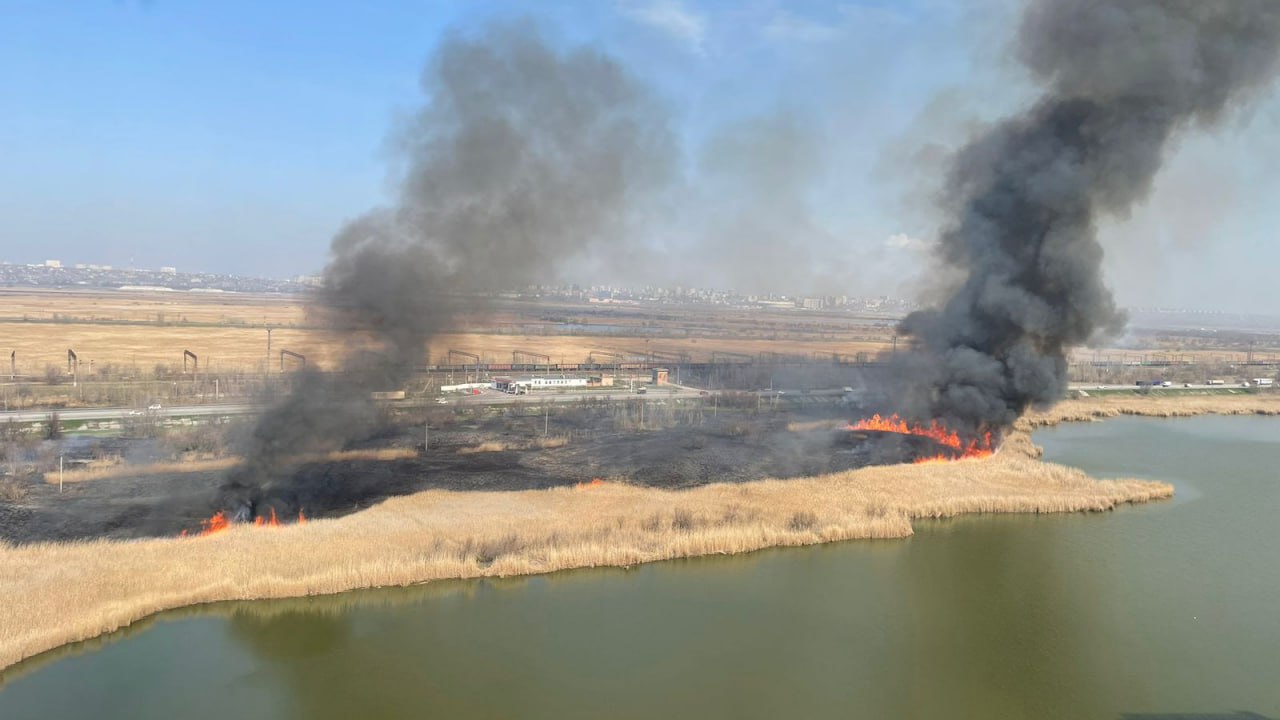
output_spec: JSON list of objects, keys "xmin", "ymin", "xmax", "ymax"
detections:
[{"xmin": 0, "ymin": 426, "xmax": 1173, "ymax": 677}]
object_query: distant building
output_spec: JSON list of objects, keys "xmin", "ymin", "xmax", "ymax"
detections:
[
  {"xmin": 44, "ymin": 259, "xmax": 61, "ymax": 268},
  {"xmin": 652, "ymin": 368, "xmax": 669, "ymax": 385},
  {"xmin": 800, "ymin": 297, "xmax": 824, "ymax": 310},
  {"xmin": 160, "ymin": 266, "xmax": 177, "ymax": 274},
  {"xmin": 494, "ymin": 375, "xmax": 589, "ymax": 393}
]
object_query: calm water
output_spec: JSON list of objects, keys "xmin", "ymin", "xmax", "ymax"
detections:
[{"xmin": 2, "ymin": 416, "xmax": 1278, "ymax": 719}]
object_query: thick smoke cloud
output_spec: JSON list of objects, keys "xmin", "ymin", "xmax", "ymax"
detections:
[
  {"xmin": 890, "ymin": 0, "xmax": 1280, "ymax": 435},
  {"xmin": 223, "ymin": 22, "xmax": 675, "ymax": 514},
  {"xmin": 693, "ymin": 113, "xmax": 831, "ymax": 294}
]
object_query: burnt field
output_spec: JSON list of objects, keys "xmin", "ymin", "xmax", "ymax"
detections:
[{"xmin": 0, "ymin": 400, "xmax": 952, "ymax": 545}]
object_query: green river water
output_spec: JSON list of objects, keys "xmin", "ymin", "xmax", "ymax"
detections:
[{"xmin": 1, "ymin": 415, "xmax": 1277, "ymax": 719}]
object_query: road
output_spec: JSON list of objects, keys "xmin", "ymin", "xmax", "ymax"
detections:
[
  {"xmin": 1, "ymin": 384, "xmax": 850, "ymax": 422},
  {"xmin": 1069, "ymin": 383, "xmax": 1257, "ymax": 392},
  {"xmin": 0, "ymin": 388, "xmax": 706, "ymax": 422},
  {"xmin": 0, "ymin": 403, "xmax": 259, "ymax": 424},
  {"xmin": 436, "ymin": 385, "xmax": 707, "ymax": 406}
]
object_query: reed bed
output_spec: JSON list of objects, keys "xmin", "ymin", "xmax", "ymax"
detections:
[
  {"xmin": 0, "ymin": 431, "xmax": 1168, "ymax": 674},
  {"xmin": 1019, "ymin": 393, "xmax": 1280, "ymax": 429}
]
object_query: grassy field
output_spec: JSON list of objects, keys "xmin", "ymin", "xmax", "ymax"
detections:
[{"xmin": 0, "ymin": 430, "xmax": 1170, "ymax": 675}]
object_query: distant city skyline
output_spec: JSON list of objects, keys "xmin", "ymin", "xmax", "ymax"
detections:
[
  {"xmin": 7, "ymin": 258, "xmax": 1280, "ymax": 325},
  {"xmin": 3, "ymin": 2, "xmax": 1279, "ymax": 314}
]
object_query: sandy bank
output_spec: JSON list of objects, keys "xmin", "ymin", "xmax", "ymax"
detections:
[{"xmin": 0, "ymin": 430, "xmax": 1169, "ymax": 676}]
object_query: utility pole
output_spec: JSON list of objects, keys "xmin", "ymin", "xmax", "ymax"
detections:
[
  {"xmin": 544, "ymin": 405, "xmax": 549, "ymax": 436},
  {"xmin": 59, "ymin": 456, "xmax": 64, "ymax": 494},
  {"xmin": 424, "ymin": 420, "xmax": 429, "ymax": 452}
]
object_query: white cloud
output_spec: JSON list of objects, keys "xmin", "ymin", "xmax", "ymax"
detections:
[{"xmin": 618, "ymin": 0, "xmax": 707, "ymax": 54}]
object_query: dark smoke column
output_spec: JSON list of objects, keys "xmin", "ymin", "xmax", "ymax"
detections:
[
  {"xmin": 222, "ymin": 23, "xmax": 674, "ymax": 516},
  {"xmin": 893, "ymin": 0, "xmax": 1280, "ymax": 435}
]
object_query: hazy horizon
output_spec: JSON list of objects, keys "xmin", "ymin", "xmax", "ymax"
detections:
[{"xmin": 3, "ymin": 1, "xmax": 1279, "ymax": 314}]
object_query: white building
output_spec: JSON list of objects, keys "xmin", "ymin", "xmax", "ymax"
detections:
[
  {"xmin": 494, "ymin": 375, "xmax": 589, "ymax": 393},
  {"xmin": 530, "ymin": 376, "xmax": 588, "ymax": 389}
]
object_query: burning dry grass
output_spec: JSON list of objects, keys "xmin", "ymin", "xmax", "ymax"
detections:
[
  {"xmin": 45, "ymin": 448, "xmax": 417, "ymax": 484},
  {"xmin": 1019, "ymin": 393, "xmax": 1280, "ymax": 429},
  {"xmin": 0, "ymin": 430, "xmax": 1168, "ymax": 674}
]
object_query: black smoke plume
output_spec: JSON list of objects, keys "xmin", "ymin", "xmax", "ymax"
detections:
[
  {"xmin": 221, "ymin": 22, "xmax": 675, "ymax": 517},
  {"xmin": 889, "ymin": 0, "xmax": 1280, "ymax": 436}
]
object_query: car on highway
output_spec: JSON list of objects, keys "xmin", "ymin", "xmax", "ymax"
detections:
[
  {"xmin": 435, "ymin": 398, "xmax": 449, "ymax": 404},
  {"xmin": 148, "ymin": 403, "xmax": 162, "ymax": 411}
]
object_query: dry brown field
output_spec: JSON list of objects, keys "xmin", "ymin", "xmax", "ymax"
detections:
[
  {"xmin": 0, "ymin": 289, "xmax": 894, "ymax": 373},
  {"xmin": 0, "ymin": 430, "xmax": 1170, "ymax": 675},
  {"xmin": 5, "ymin": 289, "xmax": 1267, "ymax": 378},
  {"xmin": 0, "ymin": 288, "xmax": 309, "ymax": 325}
]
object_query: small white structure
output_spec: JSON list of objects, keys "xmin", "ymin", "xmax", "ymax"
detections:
[
  {"xmin": 528, "ymin": 376, "xmax": 588, "ymax": 389},
  {"xmin": 1252, "ymin": 378, "xmax": 1274, "ymax": 387},
  {"xmin": 441, "ymin": 382, "xmax": 489, "ymax": 393},
  {"xmin": 494, "ymin": 375, "xmax": 588, "ymax": 393}
]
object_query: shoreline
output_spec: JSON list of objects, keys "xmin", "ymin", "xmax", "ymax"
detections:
[
  {"xmin": 1019, "ymin": 392, "xmax": 1280, "ymax": 429},
  {"xmin": 0, "ymin": 417, "xmax": 1180, "ymax": 678}
]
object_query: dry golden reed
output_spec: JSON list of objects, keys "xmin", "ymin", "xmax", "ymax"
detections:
[
  {"xmin": 1019, "ymin": 393, "xmax": 1280, "ymax": 429},
  {"xmin": 0, "ymin": 430, "xmax": 1169, "ymax": 674}
]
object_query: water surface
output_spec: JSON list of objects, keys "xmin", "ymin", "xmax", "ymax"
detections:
[{"xmin": 2, "ymin": 415, "xmax": 1278, "ymax": 719}]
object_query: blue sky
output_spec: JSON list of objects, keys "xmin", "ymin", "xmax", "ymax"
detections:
[{"xmin": 2, "ymin": 1, "xmax": 1278, "ymax": 312}]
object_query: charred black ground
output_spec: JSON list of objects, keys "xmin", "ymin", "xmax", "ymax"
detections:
[{"xmin": 1, "ymin": 401, "xmax": 952, "ymax": 544}]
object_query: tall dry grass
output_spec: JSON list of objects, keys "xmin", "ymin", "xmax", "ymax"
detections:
[
  {"xmin": 1019, "ymin": 393, "xmax": 1280, "ymax": 429},
  {"xmin": 0, "ymin": 430, "xmax": 1169, "ymax": 674}
]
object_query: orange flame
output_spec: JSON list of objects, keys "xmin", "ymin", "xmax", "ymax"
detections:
[
  {"xmin": 181, "ymin": 507, "xmax": 306, "ymax": 537},
  {"xmin": 575, "ymin": 478, "xmax": 606, "ymax": 489},
  {"xmin": 198, "ymin": 511, "xmax": 232, "ymax": 536},
  {"xmin": 253, "ymin": 508, "xmax": 281, "ymax": 527},
  {"xmin": 849, "ymin": 414, "xmax": 994, "ymax": 462}
]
